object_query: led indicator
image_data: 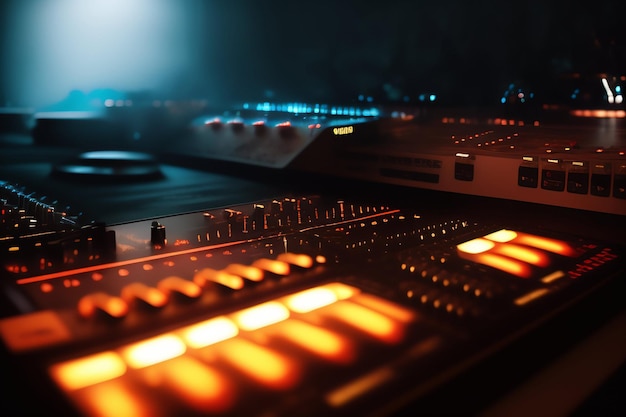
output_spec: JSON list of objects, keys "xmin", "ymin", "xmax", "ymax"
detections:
[{"xmin": 333, "ymin": 125, "xmax": 354, "ymax": 136}]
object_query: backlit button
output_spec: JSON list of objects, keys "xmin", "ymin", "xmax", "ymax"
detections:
[
  {"xmin": 146, "ymin": 356, "xmax": 235, "ymax": 413},
  {"xmin": 223, "ymin": 263, "xmax": 264, "ymax": 282},
  {"xmin": 51, "ymin": 351, "xmax": 127, "ymax": 391},
  {"xmin": 0, "ymin": 310, "xmax": 71, "ymax": 352},
  {"xmin": 319, "ymin": 301, "xmax": 404, "ymax": 344},
  {"xmin": 251, "ymin": 258, "xmax": 290, "ymax": 276},
  {"xmin": 78, "ymin": 292, "xmax": 129, "ymax": 319},
  {"xmin": 121, "ymin": 283, "xmax": 168, "ymax": 308},
  {"xmin": 272, "ymin": 320, "xmax": 355, "ymax": 364},
  {"xmin": 157, "ymin": 276, "xmax": 202, "ymax": 300},
  {"xmin": 193, "ymin": 268, "xmax": 244, "ymax": 290},
  {"xmin": 216, "ymin": 338, "xmax": 299, "ymax": 390},
  {"xmin": 276, "ymin": 253, "xmax": 314, "ymax": 269}
]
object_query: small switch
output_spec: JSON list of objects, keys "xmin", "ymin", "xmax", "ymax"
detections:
[
  {"xmin": 518, "ymin": 166, "xmax": 538, "ymax": 188},
  {"xmin": 454, "ymin": 162, "xmax": 474, "ymax": 181},
  {"xmin": 151, "ymin": 221, "xmax": 166, "ymax": 246},
  {"xmin": 567, "ymin": 172, "xmax": 589, "ymax": 194},
  {"xmin": 541, "ymin": 169, "xmax": 565, "ymax": 191},
  {"xmin": 590, "ymin": 173, "xmax": 611, "ymax": 197}
]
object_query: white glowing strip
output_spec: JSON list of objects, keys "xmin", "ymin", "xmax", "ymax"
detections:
[{"xmin": 602, "ymin": 78, "xmax": 614, "ymax": 103}]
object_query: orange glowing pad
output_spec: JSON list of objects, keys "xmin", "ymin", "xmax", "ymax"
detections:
[
  {"xmin": 179, "ymin": 316, "xmax": 239, "ymax": 348},
  {"xmin": 79, "ymin": 381, "xmax": 155, "ymax": 417},
  {"xmin": 276, "ymin": 253, "xmax": 315, "ymax": 268},
  {"xmin": 251, "ymin": 258, "xmax": 290, "ymax": 275},
  {"xmin": 231, "ymin": 301, "xmax": 290, "ymax": 331},
  {"xmin": 457, "ymin": 229, "xmax": 579, "ymax": 277},
  {"xmin": 146, "ymin": 356, "xmax": 235, "ymax": 413},
  {"xmin": 77, "ymin": 292, "xmax": 129, "ymax": 319},
  {"xmin": 282, "ymin": 287, "xmax": 339, "ymax": 313},
  {"xmin": 512, "ymin": 232, "xmax": 577, "ymax": 257},
  {"xmin": 320, "ymin": 301, "xmax": 404, "ymax": 344},
  {"xmin": 193, "ymin": 268, "xmax": 244, "ymax": 290},
  {"xmin": 223, "ymin": 263, "xmax": 264, "ymax": 282},
  {"xmin": 121, "ymin": 334, "xmax": 186, "ymax": 369},
  {"xmin": 351, "ymin": 293, "xmax": 415, "ymax": 323},
  {"xmin": 217, "ymin": 338, "xmax": 299, "ymax": 390},
  {"xmin": 121, "ymin": 283, "xmax": 168, "ymax": 308},
  {"xmin": 51, "ymin": 351, "xmax": 127, "ymax": 391},
  {"xmin": 273, "ymin": 319, "xmax": 355, "ymax": 364}
]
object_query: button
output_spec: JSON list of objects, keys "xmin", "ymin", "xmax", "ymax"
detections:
[
  {"xmin": 78, "ymin": 292, "xmax": 129, "ymax": 319},
  {"xmin": 251, "ymin": 258, "xmax": 290, "ymax": 276},
  {"xmin": 454, "ymin": 162, "xmax": 474, "ymax": 181},
  {"xmin": 121, "ymin": 282, "xmax": 168, "ymax": 308},
  {"xmin": 157, "ymin": 276, "xmax": 202, "ymax": 300},
  {"xmin": 0, "ymin": 310, "xmax": 71, "ymax": 352},
  {"xmin": 541, "ymin": 169, "xmax": 565, "ymax": 191},
  {"xmin": 518, "ymin": 166, "xmax": 538, "ymax": 188},
  {"xmin": 223, "ymin": 263, "xmax": 264, "ymax": 282},
  {"xmin": 276, "ymin": 253, "xmax": 315, "ymax": 269},
  {"xmin": 590, "ymin": 173, "xmax": 611, "ymax": 197},
  {"xmin": 567, "ymin": 171, "xmax": 589, "ymax": 194},
  {"xmin": 193, "ymin": 268, "xmax": 244, "ymax": 290}
]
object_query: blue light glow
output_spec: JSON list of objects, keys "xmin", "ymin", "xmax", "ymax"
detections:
[{"xmin": 3, "ymin": 0, "xmax": 203, "ymax": 108}]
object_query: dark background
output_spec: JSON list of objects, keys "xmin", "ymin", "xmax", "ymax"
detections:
[{"xmin": 0, "ymin": 0, "xmax": 624, "ymax": 109}]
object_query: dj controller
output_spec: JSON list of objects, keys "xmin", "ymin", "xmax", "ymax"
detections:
[{"xmin": 0, "ymin": 105, "xmax": 625, "ymax": 417}]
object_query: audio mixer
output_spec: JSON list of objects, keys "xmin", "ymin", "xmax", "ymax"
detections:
[
  {"xmin": 171, "ymin": 108, "xmax": 626, "ymax": 216},
  {"xmin": 0, "ymin": 173, "xmax": 624, "ymax": 417}
]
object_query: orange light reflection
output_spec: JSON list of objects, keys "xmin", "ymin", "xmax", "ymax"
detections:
[
  {"xmin": 80, "ymin": 381, "xmax": 154, "ymax": 417},
  {"xmin": 475, "ymin": 253, "xmax": 531, "ymax": 278},
  {"xmin": 217, "ymin": 339, "xmax": 299, "ymax": 390},
  {"xmin": 321, "ymin": 301, "xmax": 403, "ymax": 344},
  {"xmin": 513, "ymin": 233, "xmax": 576, "ymax": 257},
  {"xmin": 51, "ymin": 351, "xmax": 126, "ymax": 391},
  {"xmin": 273, "ymin": 319, "xmax": 354, "ymax": 364},
  {"xmin": 352, "ymin": 293, "xmax": 415, "ymax": 323},
  {"xmin": 493, "ymin": 243, "xmax": 549, "ymax": 267},
  {"xmin": 151, "ymin": 356, "xmax": 235, "ymax": 413}
]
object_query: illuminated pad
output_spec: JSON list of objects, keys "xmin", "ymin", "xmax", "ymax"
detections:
[
  {"xmin": 49, "ymin": 283, "xmax": 416, "ymax": 416},
  {"xmin": 457, "ymin": 229, "xmax": 577, "ymax": 278}
]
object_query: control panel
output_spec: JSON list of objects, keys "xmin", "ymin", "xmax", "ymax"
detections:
[{"xmin": 1, "ymin": 180, "xmax": 623, "ymax": 417}]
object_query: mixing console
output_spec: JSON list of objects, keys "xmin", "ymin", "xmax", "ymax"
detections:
[
  {"xmin": 1, "ymin": 180, "xmax": 623, "ymax": 417},
  {"xmin": 170, "ymin": 110, "xmax": 626, "ymax": 215}
]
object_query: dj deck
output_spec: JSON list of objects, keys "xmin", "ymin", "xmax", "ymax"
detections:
[{"xmin": 0, "ymin": 105, "xmax": 624, "ymax": 417}]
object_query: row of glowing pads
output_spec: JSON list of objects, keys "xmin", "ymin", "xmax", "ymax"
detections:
[
  {"xmin": 51, "ymin": 282, "xmax": 416, "ymax": 416},
  {"xmin": 76, "ymin": 253, "xmax": 322, "ymax": 319}
]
